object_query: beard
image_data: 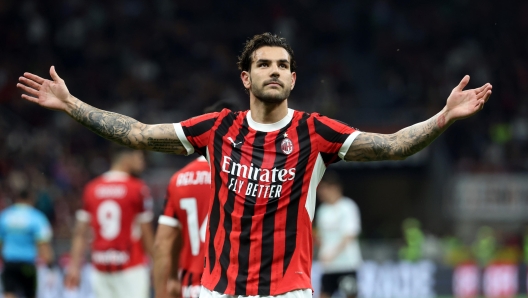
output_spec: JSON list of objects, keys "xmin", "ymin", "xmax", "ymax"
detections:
[{"xmin": 250, "ymin": 80, "xmax": 291, "ymax": 103}]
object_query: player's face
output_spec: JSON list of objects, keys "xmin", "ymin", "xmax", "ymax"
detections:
[{"xmin": 241, "ymin": 46, "xmax": 296, "ymax": 103}]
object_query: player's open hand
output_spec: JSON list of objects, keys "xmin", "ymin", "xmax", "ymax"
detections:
[
  {"xmin": 17, "ymin": 66, "xmax": 73, "ymax": 112},
  {"xmin": 445, "ymin": 75, "xmax": 492, "ymax": 122}
]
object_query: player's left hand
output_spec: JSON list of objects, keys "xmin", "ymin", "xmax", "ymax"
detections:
[{"xmin": 445, "ymin": 75, "xmax": 492, "ymax": 122}]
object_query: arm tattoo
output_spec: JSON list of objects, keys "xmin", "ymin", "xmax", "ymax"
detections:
[
  {"xmin": 346, "ymin": 112, "xmax": 449, "ymax": 161},
  {"xmin": 147, "ymin": 138, "xmax": 185, "ymax": 153},
  {"xmin": 69, "ymin": 100, "xmax": 186, "ymax": 154},
  {"xmin": 70, "ymin": 101, "xmax": 136, "ymax": 146}
]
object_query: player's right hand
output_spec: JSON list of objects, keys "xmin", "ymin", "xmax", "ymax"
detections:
[
  {"xmin": 17, "ymin": 66, "xmax": 73, "ymax": 112},
  {"xmin": 64, "ymin": 268, "xmax": 81, "ymax": 289}
]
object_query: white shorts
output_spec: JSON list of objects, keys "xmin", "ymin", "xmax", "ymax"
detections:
[
  {"xmin": 199, "ymin": 287, "xmax": 312, "ymax": 298},
  {"xmin": 92, "ymin": 265, "xmax": 150, "ymax": 298}
]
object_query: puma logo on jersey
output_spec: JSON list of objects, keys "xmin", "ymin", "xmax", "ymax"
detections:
[{"xmin": 227, "ymin": 137, "xmax": 243, "ymax": 148}]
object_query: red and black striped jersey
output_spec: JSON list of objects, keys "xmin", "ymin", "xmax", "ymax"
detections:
[{"xmin": 173, "ymin": 108, "xmax": 361, "ymax": 296}]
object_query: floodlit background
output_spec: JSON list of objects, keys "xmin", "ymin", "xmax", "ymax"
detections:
[{"xmin": 1, "ymin": 0, "xmax": 527, "ymax": 297}]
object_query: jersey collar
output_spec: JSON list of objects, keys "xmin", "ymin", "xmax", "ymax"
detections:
[{"xmin": 246, "ymin": 108, "xmax": 294, "ymax": 132}]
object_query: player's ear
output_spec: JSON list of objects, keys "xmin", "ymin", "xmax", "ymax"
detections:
[
  {"xmin": 291, "ymin": 72, "xmax": 296, "ymax": 90},
  {"xmin": 241, "ymin": 71, "xmax": 251, "ymax": 89}
]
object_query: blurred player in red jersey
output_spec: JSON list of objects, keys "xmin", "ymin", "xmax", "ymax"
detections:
[
  {"xmin": 19, "ymin": 32, "xmax": 491, "ymax": 298},
  {"xmin": 64, "ymin": 148, "xmax": 155, "ymax": 298},
  {"xmin": 153, "ymin": 101, "xmax": 239, "ymax": 298},
  {"xmin": 154, "ymin": 156, "xmax": 209, "ymax": 298}
]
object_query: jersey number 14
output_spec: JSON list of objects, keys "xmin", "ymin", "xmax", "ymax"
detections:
[{"xmin": 180, "ymin": 198, "xmax": 207, "ymax": 256}]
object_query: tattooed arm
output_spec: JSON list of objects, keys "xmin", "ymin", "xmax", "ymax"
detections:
[
  {"xmin": 345, "ymin": 111, "xmax": 448, "ymax": 161},
  {"xmin": 17, "ymin": 66, "xmax": 187, "ymax": 154},
  {"xmin": 345, "ymin": 75, "xmax": 493, "ymax": 162},
  {"xmin": 69, "ymin": 99, "xmax": 186, "ymax": 154}
]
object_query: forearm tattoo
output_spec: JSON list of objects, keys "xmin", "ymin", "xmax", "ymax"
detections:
[
  {"xmin": 147, "ymin": 138, "xmax": 185, "ymax": 153},
  {"xmin": 346, "ymin": 112, "xmax": 448, "ymax": 161},
  {"xmin": 69, "ymin": 100, "xmax": 185, "ymax": 153}
]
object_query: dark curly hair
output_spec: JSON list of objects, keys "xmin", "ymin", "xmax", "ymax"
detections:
[{"xmin": 237, "ymin": 33, "xmax": 296, "ymax": 72}]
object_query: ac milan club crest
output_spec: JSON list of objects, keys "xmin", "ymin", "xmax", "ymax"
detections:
[{"xmin": 281, "ymin": 138, "xmax": 294, "ymax": 155}]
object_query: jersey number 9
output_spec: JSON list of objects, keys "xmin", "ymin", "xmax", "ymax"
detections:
[{"xmin": 97, "ymin": 200, "xmax": 122, "ymax": 240}]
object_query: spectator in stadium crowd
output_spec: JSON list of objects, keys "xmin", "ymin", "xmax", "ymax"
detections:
[
  {"xmin": 153, "ymin": 101, "xmax": 239, "ymax": 298},
  {"xmin": 315, "ymin": 171, "xmax": 362, "ymax": 298},
  {"xmin": 18, "ymin": 32, "xmax": 491, "ymax": 298},
  {"xmin": 64, "ymin": 148, "xmax": 155, "ymax": 298},
  {"xmin": 0, "ymin": 188, "xmax": 54, "ymax": 298}
]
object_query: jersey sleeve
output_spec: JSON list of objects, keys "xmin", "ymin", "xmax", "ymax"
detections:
[
  {"xmin": 76, "ymin": 186, "xmax": 92, "ymax": 223},
  {"xmin": 158, "ymin": 175, "xmax": 181, "ymax": 228},
  {"xmin": 173, "ymin": 111, "xmax": 221, "ymax": 156},
  {"xmin": 312, "ymin": 114, "xmax": 362, "ymax": 165},
  {"xmin": 34, "ymin": 212, "xmax": 53, "ymax": 243}
]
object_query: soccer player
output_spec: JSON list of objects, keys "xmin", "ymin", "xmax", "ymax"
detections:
[
  {"xmin": 153, "ymin": 101, "xmax": 239, "ymax": 298},
  {"xmin": 315, "ymin": 171, "xmax": 362, "ymax": 298},
  {"xmin": 17, "ymin": 33, "xmax": 492, "ymax": 298},
  {"xmin": 154, "ymin": 156, "xmax": 210, "ymax": 298},
  {"xmin": 0, "ymin": 188, "xmax": 54, "ymax": 298},
  {"xmin": 64, "ymin": 148, "xmax": 154, "ymax": 298}
]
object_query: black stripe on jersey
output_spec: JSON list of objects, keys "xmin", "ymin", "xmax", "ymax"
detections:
[
  {"xmin": 258, "ymin": 124, "xmax": 292, "ymax": 295},
  {"xmin": 197, "ymin": 146, "xmax": 207, "ymax": 156},
  {"xmin": 235, "ymin": 130, "xmax": 266, "ymax": 294},
  {"xmin": 214, "ymin": 116, "xmax": 249, "ymax": 293},
  {"xmin": 313, "ymin": 117, "xmax": 350, "ymax": 144},
  {"xmin": 182, "ymin": 118, "xmax": 216, "ymax": 138},
  {"xmin": 320, "ymin": 152, "xmax": 339, "ymax": 166},
  {"xmin": 283, "ymin": 113, "xmax": 311, "ymax": 274},
  {"xmin": 209, "ymin": 113, "xmax": 236, "ymax": 274},
  {"xmin": 188, "ymin": 272, "xmax": 194, "ymax": 288},
  {"xmin": 181, "ymin": 269, "xmax": 188, "ymax": 283}
]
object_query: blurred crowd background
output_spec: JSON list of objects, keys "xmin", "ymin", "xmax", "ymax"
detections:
[{"xmin": 1, "ymin": 0, "xmax": 528, "ymax": 271}]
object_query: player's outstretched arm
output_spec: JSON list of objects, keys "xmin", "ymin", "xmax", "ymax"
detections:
[
  {"xmin": 17, "ymin": 66, "xmax": 187, "ymax": 154},
  {"xmin": 345, "ymin": 75, "xmax": 492, "ymax": 162}
]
